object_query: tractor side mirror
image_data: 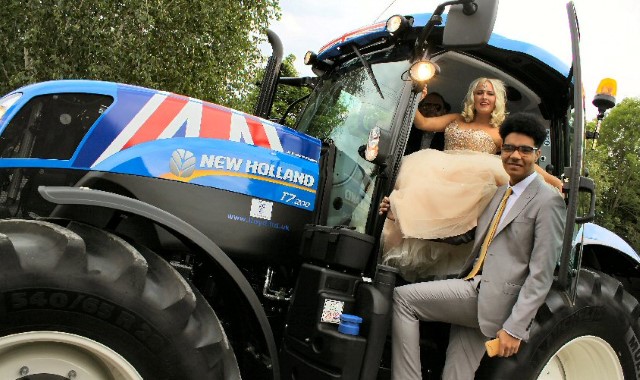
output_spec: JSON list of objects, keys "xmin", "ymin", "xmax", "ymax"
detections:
[
  {"xmin": 442, "ymin": 0, "xmax": 499, "ymax": 49},
  {"xmin": 359, "ymin": 126, "xmax": 390, "ymax": 167}
]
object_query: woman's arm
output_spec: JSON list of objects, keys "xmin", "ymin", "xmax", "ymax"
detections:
[
  {"xmin": 535, "ymin": 164, "xmax": 564, "ymax": 193},
  {"xmin": 414, "ymin": 112, "xmax": 460, "ymax": 132}
]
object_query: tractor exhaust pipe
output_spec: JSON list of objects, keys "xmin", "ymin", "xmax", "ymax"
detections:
[{"xmin": 253, "ymin": 29, "xmax": 284, "ymax": 120}]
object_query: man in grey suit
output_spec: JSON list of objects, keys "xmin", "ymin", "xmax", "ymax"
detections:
[{"xmin": 391, "ymin": 112, "xmax": 566, "ymax": 380}]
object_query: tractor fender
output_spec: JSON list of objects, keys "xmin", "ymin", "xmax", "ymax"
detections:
[
  {"xmin": 37, "ymin": 185, "xmax": 280, "ymax": 380},
  {"xmin": 580, "ymin": 222, "xmax": 640, "ymax": 264}
]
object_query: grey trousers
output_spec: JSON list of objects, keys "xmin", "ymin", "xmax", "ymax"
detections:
[{"xmin": 392, "ymin": 277, "xmax": 488, "ymax": 380}]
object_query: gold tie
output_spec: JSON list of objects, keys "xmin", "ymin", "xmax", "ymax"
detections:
[{"xmin": 464, "ymin": 187, "xmax": 513, "ymax": 280}]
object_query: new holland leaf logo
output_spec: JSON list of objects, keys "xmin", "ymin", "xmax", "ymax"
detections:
[{"xmin": 170, "ymin": 149, "xmax": 196, "ymax": 177}]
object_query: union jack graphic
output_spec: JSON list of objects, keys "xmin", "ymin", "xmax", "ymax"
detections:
[
  {"xmin": 319, "ymin": 21, "xmax": 386, "ymax": 54},
  {"xmin": 72, "ymin": 84, "xmax": 319, "ymax": 169},
  {"xmin": 91, "ymin": 93, "xmax": 283, "ymax": 167}
]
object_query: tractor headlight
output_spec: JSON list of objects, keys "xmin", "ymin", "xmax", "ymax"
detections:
[
  {"xmin": 409, "ymin": 61, "xmax": 439, "ymax": 82},
  {"xmin": 386, "ymin": 15, "xmax": 409, "ymax": 36},
  {"xmin": 304, "ymin": 51, "xmax": 318, "ymax": 65}
]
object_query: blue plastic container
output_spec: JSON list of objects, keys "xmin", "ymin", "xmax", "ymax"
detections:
[{"xmin": 338, "ymin": 314, "xmax": 363, "ymax": 335}]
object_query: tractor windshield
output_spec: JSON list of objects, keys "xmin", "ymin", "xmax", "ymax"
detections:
[
  {"xmin": 297, "ymin": 59, "xmax": 409, "ymax": 146},
  {"xmin": 296, "ymin": 58, "xmax": 410, "ymax": 231}
]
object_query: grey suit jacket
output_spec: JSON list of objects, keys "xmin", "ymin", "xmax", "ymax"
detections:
[{"xmin": 459, "ymin": 174, "xmax": 566, "ymax": 340}]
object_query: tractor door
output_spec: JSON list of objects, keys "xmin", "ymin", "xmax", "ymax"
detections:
[{"xmin": 557, "ymin": 1, "xmax": 596, "ymax": 299}]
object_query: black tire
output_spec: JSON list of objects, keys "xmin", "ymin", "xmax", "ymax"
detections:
[
  {"xmin": 0, "ymin": 219, "xmax": 240, "ymax": 379},
  {"xmin": 476, "ymin": 269, "xmax": 640, "ymax": 379}
]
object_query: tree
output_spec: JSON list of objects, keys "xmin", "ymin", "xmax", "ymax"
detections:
[
  {"xmin": 0, "ymin": 1, "xmax": 280, "ymax": 110},
  {"xmin": 270, "ymin": 54, "xmax": 313, "ymax": 127},
  {"xmin": 584, "ymin": 97, "xmax": 640, "ymax": 250},
  {"xmin": 245, "ymin": 54, "xmax": 312, "ymax": 126}
]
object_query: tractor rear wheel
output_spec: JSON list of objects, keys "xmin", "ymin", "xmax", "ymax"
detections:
[{"xmin": 476, "ymin": 269, "xmax": 640, "ymax": 380}]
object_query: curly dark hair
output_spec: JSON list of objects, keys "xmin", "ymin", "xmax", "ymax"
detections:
[{"xmin": 499, "ymin": 112, "xmax": 547, "ymax": 148}]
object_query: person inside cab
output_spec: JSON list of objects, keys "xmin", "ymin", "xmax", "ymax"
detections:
[{"xmin": 405, "ymin": 90, "xmax": 451, "ymax": 154}]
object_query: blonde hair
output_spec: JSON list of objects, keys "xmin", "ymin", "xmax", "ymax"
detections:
[{"xmin": 461, "ymin": 78, "xmax": 507, "ymax": 127}]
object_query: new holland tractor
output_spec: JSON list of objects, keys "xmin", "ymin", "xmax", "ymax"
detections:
[{"xmin": 0, "ymin": 0, "xmax": 636, "ymax": 379}]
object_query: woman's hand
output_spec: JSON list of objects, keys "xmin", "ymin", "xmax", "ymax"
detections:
[
  {"xmin": 549, "ymin": 175, "xmax": 564, "ymax": 194},
  {"xmin": 379, "ymin": 196, "xmax": 395, "ymax": 221},
  {"xmin": 420, "ymin": 85, "xmax": 428, "ymax": 100},
  {"xmin": 535, "ymin": 164, "xmax": 564, "ymax": 195}
]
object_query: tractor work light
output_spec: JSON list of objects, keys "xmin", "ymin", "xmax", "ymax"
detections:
[
  {"xmin": 304, "ymin": 51, "xmax": 318, "ymax": 65},
  {"xmin": 409, "ymin": 60, "xmax": 439, "ymax": 82},
  {"xmin": 386, "ymin": 15, "xmax": 409, "ymax": 35}
]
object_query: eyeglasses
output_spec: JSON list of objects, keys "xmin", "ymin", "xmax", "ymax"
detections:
[{"xmin": 501, "ymin": 144, "xmax": 539, "ymax": 155}]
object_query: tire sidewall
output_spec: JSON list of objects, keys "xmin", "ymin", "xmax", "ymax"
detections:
[
  {"xmin": 0, "ymin": 282, "xmax": 188, "ymax": 379},
  {"xmin": 525, "ymin": 305, "xmax": 638, "ymax": 378},
  {"xmin": 0, "ymin": 219, "xmax": 238, "ymax": 380}
]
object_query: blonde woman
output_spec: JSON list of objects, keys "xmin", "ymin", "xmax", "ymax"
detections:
[{"xmin": 381, "ymin": 78, "xmax": 562, "ymax": 281}]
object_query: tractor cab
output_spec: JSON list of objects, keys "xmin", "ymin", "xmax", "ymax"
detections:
[
  {"xmin": 279, "ymin": 2, "xmax": 629, "ymax": 379},
  {"xmin": 294, "ymin": 5, "xmax": 572, "ymax": 241}
]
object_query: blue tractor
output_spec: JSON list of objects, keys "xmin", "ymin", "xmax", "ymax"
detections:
[{"xmin": 0, "ymin": 1, "xmax": 636, "ymax": 379}]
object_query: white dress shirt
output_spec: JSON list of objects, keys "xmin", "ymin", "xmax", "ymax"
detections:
[{"xmin": 498, "ymin": 171, "xmax": 538, "ymax": 229}]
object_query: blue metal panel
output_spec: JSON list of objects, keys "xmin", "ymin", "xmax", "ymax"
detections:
[{"xmin": 316, "ymin": 12, "xmax": 570, "ymax": 77}]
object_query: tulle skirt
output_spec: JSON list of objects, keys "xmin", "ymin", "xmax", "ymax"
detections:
[{"xmin": 382, "ymin": 149, "xmax": 509, "ymax": 281}]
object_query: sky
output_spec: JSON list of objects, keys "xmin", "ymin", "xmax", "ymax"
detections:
[{"xmin": 265, "ymin": 0, "xmax": 640, "ymax": 120}]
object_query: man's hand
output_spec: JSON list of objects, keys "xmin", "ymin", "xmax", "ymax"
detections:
[{"xmin": 496, "ymin": 329, "xmax": 521, "ymax": 357}]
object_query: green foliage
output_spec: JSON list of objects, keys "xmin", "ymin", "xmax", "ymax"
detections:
[
  {"xmin": 244, "ymin": 54, "xmax": 311, "ymax": 126},
  {"xmin": 0, "ymin": 0, "xmax": 280, "ymax": 109},
  {"xmin": 271, "ymin": 55, "xmax": 312, "ymax": 127},
  {"xmin": 584, "ymin": 97, "xmax": 640, "ymax": 250}
]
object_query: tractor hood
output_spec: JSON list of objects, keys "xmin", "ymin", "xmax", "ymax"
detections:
[{"xmin": 0, "ymin": 80, "xmax": 322, "ymax": 211}]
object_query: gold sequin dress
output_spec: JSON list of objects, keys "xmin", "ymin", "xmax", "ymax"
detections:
[{"xmin": 382, "ymin": 121, "xmax": 509, "ymax": 281}]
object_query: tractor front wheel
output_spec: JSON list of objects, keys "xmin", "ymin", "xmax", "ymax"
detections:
[{"xmin": 0, "ymin": 219, "xmax": 240, "ymax": 380}]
